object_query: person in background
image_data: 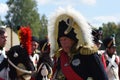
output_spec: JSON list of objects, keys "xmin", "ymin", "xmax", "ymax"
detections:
[
  {"xmin": 101, "ymin": 34, "xmax": 120, "ymax": 80},
  {"xmin": 30, "ymin": 36, "xmax": 40, "ymax": 70},
  {"xmin": 7, "ymin": 26, "xmax": 35, "ymax": 80},
  {"xmin": 92, "ymin": 27, "xmax": 103, "ymax": 49},
  {"xmin": 92, "ymin": 28, "xmax": 108, "ymax": 70},
  {"xmin": 39, "ymin": 37, "xmax": 49, "ymax": 53},
  {"xmin": 48, "ymin": 7, "xmax": 108, "ymax": 80},
  {"xmin": 0, "ymin": 25, "xmax": 9, "ymax": 80},
  {"xmin": 35, "ymin": 38, "xmax": 53, "ymax": 80}
]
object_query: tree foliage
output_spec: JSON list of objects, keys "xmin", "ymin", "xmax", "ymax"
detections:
[
  {"xmin": 0, "ymin": 17, "xmax": 4, "ymax": 25},
  {"xmin": 0, "ymin": 17, "xmax": 2, "ymax": 25},
  {"xmin": 5, "ymin": 0, "xmax": 48, "ymax": 39},
  {"xmin": 39, "ymin": 14, "xmax": 48, "ymax": 39}
]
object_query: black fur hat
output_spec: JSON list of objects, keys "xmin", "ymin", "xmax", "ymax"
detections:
[{"xmin": 58, "ymin": 20, "xmax": 78, "ymax": 43}]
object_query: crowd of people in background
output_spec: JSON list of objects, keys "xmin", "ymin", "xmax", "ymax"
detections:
[{"xmin": 0, "ymin": 7, "xmax": 120, "ymax": 80}]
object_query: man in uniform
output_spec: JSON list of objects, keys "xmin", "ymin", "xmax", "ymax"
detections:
[
  {"xmin": 30, "ymin": 36, "xmax": 40, "ymax": 70},
  {"xmin": 48, "ymin": 7, "xmax": 108, "ymax": 80},
  {"xmin": 0, "ymin": 25, "xmax": 9, "ymax": 80},
  {"xmin": 102, "ymin": 34, "xmax": 120, "ymax": 80},
  {"xmin": 92, "ymin": 27, "xmax": 103, "ymax": 49},
  {"xmin": 7, "ymin": 26, "xmax": 35, "ymax": 80}
]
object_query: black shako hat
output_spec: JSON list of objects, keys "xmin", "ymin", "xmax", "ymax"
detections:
[
  {"xmin": 92, "ymin": 27, "xmax": 103, "ymax": 44},
  {"xmin": 103, "ymin": 34, "xmax": 116, "ymax": 48},
  {"xmin": 32, "ymin": 36, "xmax": 39, "ymax": 43}
]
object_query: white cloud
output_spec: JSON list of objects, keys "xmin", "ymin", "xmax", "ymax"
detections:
[
  {"xmin": 81, "ymin": 0, "xmax": 96, "ymax": 5},
  {"xmin": 36, "ymin": 0, "xmax": 96, "ymax": 6},
  {"xmin": 89, "ymin": 15, "xmax": 120, "ymax": 27},
  {"xmin": 53, "ymin": 1, "xmax": 75, "ymax": 6},
  {"xmin": 0, "ymin": 3, "xmax": 8, "ymax": 15},
  {"xmin": 36, "ymin": 0, "xmax": 74, "ymax": 6},
  {"xmin": 36, "ymin": 0, "xmax": 51, "ymax": 5},
  {"xmin": 93, "ymin": 16, "xmax": 120, "ymax": 23},
  {"xmin": 0, "ymin": 3, "xmax": 8, "ymax": 20}
]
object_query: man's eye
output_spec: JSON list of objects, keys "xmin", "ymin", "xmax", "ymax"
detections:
[{"xmin": 1, "ymin": 36, "xmax": 6, "ymax": 39}]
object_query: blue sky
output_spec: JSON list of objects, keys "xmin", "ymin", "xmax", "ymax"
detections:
[{"xmin": 0, "ymin": 0, "xmax": 120, "ymax": 28}]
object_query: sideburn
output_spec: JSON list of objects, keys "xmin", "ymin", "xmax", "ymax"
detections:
[{"xmin": 70, "ymin": 42, "xmax": 80, "ymax": 55}]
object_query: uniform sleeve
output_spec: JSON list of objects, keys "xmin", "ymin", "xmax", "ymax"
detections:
[{"xmin": 89, "ymin": 53, "xmax": 108, "ymax": 80}]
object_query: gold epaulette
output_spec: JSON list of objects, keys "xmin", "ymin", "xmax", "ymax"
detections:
[{"xmin": 80, "ymin": 45, "xmax": 98, "ymax": 55}]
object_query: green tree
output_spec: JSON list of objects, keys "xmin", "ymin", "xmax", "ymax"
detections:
[
  {"xmin": 5, "ymin": 0, "xmax": 45, "ymax": 38},
  {"xmin": 116, "ymin": 23, "xmax": 120, "ymax": 55},
  {"xmin": 0, "ymin": 17, "xmax": 2, "ymax": 25},
  {"xmin": 0, "ymin": 17, "xmax": 5, "ymax": 25},
  {"xmin": 102, "ymin": 22, "xmax": 118, "ymax": 39},
  {"xmin": 39, "ymin": 14, "xmax": 48, "ymax": 39}
]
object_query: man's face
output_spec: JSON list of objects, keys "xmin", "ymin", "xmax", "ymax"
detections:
[
  {"xmin": 0, "ymin": 31, "xmax": 7, "ymax": 48},
  {"xmin": 59, "ymin": 36, "xmax": 75, "ymax": 53},
  {"xmin": 95, "ymin": 42, "xmax": 101, "ymax": 49},
  {"xmin": 107, "ymin": 47, "xmax": 116, "ymax": 54},
  {"xmin": 32, "ymin": 41, "xmax": 39, "ymax": 52}
]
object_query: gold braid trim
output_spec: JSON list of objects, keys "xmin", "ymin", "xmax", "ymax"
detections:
[
  {"xmin": 54, "ymin": 48, "xmax": 63, "ymax": 58},
  {"xmin": 80, "ymin": 45, "xmax": 98, "ymax": 55}
]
